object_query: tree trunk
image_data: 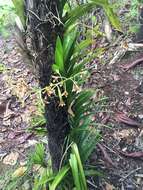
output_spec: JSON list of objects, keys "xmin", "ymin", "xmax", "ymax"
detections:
[{"xmin": 25, "ymin": 0, "xmax": 70, "ymax": 171}]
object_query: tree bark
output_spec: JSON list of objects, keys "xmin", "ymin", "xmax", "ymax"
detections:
[{"xmin": 25, "ymin": 0, "xmax": 70, "ymax": 171}]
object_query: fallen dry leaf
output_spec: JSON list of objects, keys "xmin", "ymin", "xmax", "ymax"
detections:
[
  {"xmin": 115, "ymin": 112, "xmax": 141, "ymax": 127},
  {"xmin": 18, "ymin": 133, "xmax": 33, "ymax": 144},
  {"xmin": 120, "ymin": 55, "xmax": 143, "ymax": 71},
  {"xmin": 97, "ymin": 143, "xmax": 116, "ymax": 167},
  {"xmin": 113, "ymin": 129, "xmax": 136, "ymax": 140},
  {"xmin": 119, "ymin": 150, "xmax": 143, "ymax": 158},
  {"xmin": 68, "ymin": 102, "xmax": 75, "ymax": 117},
  {"xmin": 12, "ymin": 166, "xmax": 27, "ymax": 178},
  {"xmin": 0, "ymin": 101, "xmax": 7, "ymax": 115},
  {"xmin": 3, "ymin": 109, "xmax": 14, "ymax": 126},
  {"xmin": 105, "ymin": 182, "xmax": 115, "ymax": 190},
  {"xmin": 3, "ymin": 152, "xmax": 19, "ymax": 165}
]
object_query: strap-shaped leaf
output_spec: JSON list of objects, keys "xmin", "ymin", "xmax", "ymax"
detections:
[
  {"xmin": 65, "ymin": 1, "xmax": 122, "ymax": 31},
  {"xmin": 91, "ymin": 0, "xmax": 122, "ymax": 31},
  {"xmin": 71, "ymin": 114, "xmax": 92, "ymax": 128},
  {"xmin": 69, "ymin": 154, "xmax": 81, "ymax": 190},
  {"xmin": 63, "ymin": 30, "xmax": 77, "ymax": 66},
  {"xmin": 65, "ymin": 3, "xmax": 95, "ymax": 28},
  {"xmin": 50, "ymin": 165, "xmax": 70, "ymax": 190},
  {"xmin": 55, "ymin": 36, "xmax": 64, "ymax": 73},
  {"xmin": 12, "ymin": 0, "xmax": 26, "ymax": 28},
  {"xmin": 80, "ymin": 129, "xmax": 101, "ymax": 162},
  {"xmin": 74, "ymin": 90, "xmax": 94, "ymax": 110},
  {"xmin": 52, "ymin": 64, "xmax": 60, "ymax": 74},
  {"xmin": 59, "ymin": 0, "xmax": 68, "ymax": 16},
  {"xmin": 74, "ymin": 104, "xmax": 92, "ymax": 123},
  {"xmin": 74, "ymin": 39, "xmax": 93, "ymax": 54},
  {"xmin": 71, "ymin": 143, "xmax": 87, "ymax": 190}
]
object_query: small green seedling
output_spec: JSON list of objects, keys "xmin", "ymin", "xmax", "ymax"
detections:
[{"xmin": 0, "ymin": 63, "xmax": 7, "ymax": 73}]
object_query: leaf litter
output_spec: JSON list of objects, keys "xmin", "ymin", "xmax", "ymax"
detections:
[
  {"xmin": 1, "ymin": 2, "xmax": 143, "ymax": 189},
  {"xmin": 0, "ymin": 31, "xmax": 42, "ymax": 180},
  {"xmin": 89, "ymin": 49, "xmax": 143, "ymax": 188}
]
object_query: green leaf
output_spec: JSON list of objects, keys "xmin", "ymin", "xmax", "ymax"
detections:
[
  {"xmin": 52, "ymin": 64, "xmax": 60, "ymax": 73},
  {"xmin": 72, "ymin": 63, "xmax": 85, "ymax": 76},
  {"xmin": 69, "ymin": 154, "xmax": 81, "ymax": 190},
  {"xmin": 33, "ymin": 169, "xmax": 54, "ymax": 190},
  {"xmin": 71, "ymin": 114, "xmax": 92, "ymax": 128},
  {"xmin": 103, "ymin": 5, "xmax": 122, "ymax": 31},
  {"xmin": 12, "ymin": 0, "xmax": 25, "ymax": 27},
  {"xmin": 74, "ymin": 90, "xmax": 94, "ymax": 110},
  {"xmin": 74, "ymin": 39, "xmax": 93, "ymax": 54},
  {"xmin": 71, "ymin": 129, "xmax": 100, "ymax": 162},
  {"xmin": 68, "ymin": 62, "xmax": 84, "ymax": 77},
  {"xmin": 79, "ymin": 129, "xmax": 101, "ymax": 162},
  {"xmin": 50, "ymin": 165, "xmax": 70, "ymax": 190},
  {"xmin": 65, "ymin": 1, "xmax": 122, "ymax": 31},
  {"xmin": 63, "ymin": 30, "xmax": 77, "ymax": 64},
  {"xmin": 65, "ymin": 3, "xmax": 95, "ymax": 28},
  {"xmin": 85, "ymin": 169, "xmax": 103, "ymax": 177},
  {"xmin": 59, "ymin": 0, "xmax": 68, "ymax": 16},
  {"xmin": 31, "ymin": 143, "xmax": 47, "ymax": 167},
  {"xmin": 66, "ymin": 39, "xmax": 93, "ymax": 76},
  {"xmin": 55, "ymin": 36, "xmax": 64, "ymax": 72},
  {"xmin": 74, "ymin": 103, "xmax": 92, "ymax": 122},
  {"xmin": 91, "ymin": 0, "xmax": 122, "ymax": 31},
  {"xmin": 71, "ymin": 143, "xmax": 87, "ymax": 190}
]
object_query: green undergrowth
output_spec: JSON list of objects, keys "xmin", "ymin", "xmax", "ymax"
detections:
[
  {"xmin": 0, "ymin": 63, "xmax": 7, "ymax": 73},
  {"xmin": 0, "ymin": 4, "xmax": 16, "ymax": 38},
  {"xmin": 29, "ymin": 87, "xmax": 46, "ymax": 135},
  {"xmin": 112, "ymin": 0, "xmax": 143, "ymax": 35}
]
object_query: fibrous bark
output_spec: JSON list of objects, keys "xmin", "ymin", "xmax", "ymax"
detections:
[{"xmin": 25, "ymin": 0, "xmax": 70, "ymax": 171}]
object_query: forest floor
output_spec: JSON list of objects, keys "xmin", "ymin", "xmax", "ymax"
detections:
[
  {"xmin": 90, "ymin": 45, "xmax": 143, "ymax": 189},
  {"xmin": 1, "ymin": 4, "xmax": 143, "ymax": 190},
  {"xmin": 0, "ymin": 32, "xmax": 46, "ymax": 189},
  {"xmin": 0, "ymin": 30, "xmax": 143, "ymax": 190}
]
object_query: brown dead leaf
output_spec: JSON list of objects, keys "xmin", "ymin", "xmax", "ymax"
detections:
[
  {"xmin": 3, "ymin": 152, "xmax": 19, "ymax": 165},
  {"xmin": 105, "ymin": 182, "xmax": 115, "ymax": 190},
  {"xmin": 115, "ymin": 112, "xmax": 141, "ymax": 127},
  {"xmin": 0, "ymin": 101, "xmax": 7, "ymax": 115},
  {"xmin": 97, "ymin": 143, "xmax": 116, "ymax": 167},
  {"xmin": 8, "ymin": 130, "xmax": 24, "ymax": 139},
  {"xmin": 15, "ymin": 79, "xmax": 28, "ymax": 98},
  {"xmin": 68, "ymin": 101, "xmax": 75, "ymax": 117},
  {"xmin": 119, "ymin": 150, "xmax": 143, "ymax": 158},
  {"xmin": 113, "ymin": 129, "xmax": 136, "ymax": 140},
  {"xmin": 104, "ymin": 19, "xmax": 112, "ymax": 42},
  {"xmin": 18, "ymin": 133, "xmax": 33, "ymax": 144},
  {"xmin": 3, "ymin": 111, "xmax": 15, "ymax": 126},
  {"xmin": 11, "ymin": 78, "xmax": 29, "ymax": 106},
  {"xmin": 120, "ymin": 55, "xmax": 143, "ymax": 71},
  {"xmin": 12, "ymin": 166, "xmax": 27, "ymax": 178}
]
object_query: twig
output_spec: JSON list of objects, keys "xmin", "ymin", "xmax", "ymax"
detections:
[
  {"xmin": 36, "ymin": 28, "xmax": 48, "ymax": 42},
  {"xmin": 59, "ymin": 142, "xmax": 73, "ymax": 170},
  {"xmin": 127, "ymin": 43, "xmax": 143, "ymax": 51},
  {"xmin": 97, "ymin": 143, "xmax": 116, "ymax": 167},
  {"xmin": 109, "ymin": 48, "xmax": 127, "ymax": 65},
  {"xmin": 13, "ymin": 148, "xmax": 27, "ymax": 159},
  {"xmin": 119, "ymin": 167, "xmax": 141, "ymax": 182},
  {"xmin": 27, "ymin": 9, "xmax": 45, "ymax": 22},
  {"xmin": 120, "ymin": 56, "xmax": 143, "ymax": 71},
  {"xmin": 109, "ymin": 42, "xmax": 143, "ymax": 66},
  {"xmin": 102, "ymin": 144, "xmax": 122, "ymax": 159},
  {"xmin": 87, "ymin": 180, "xmax": 97, "ymax": 188}
]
